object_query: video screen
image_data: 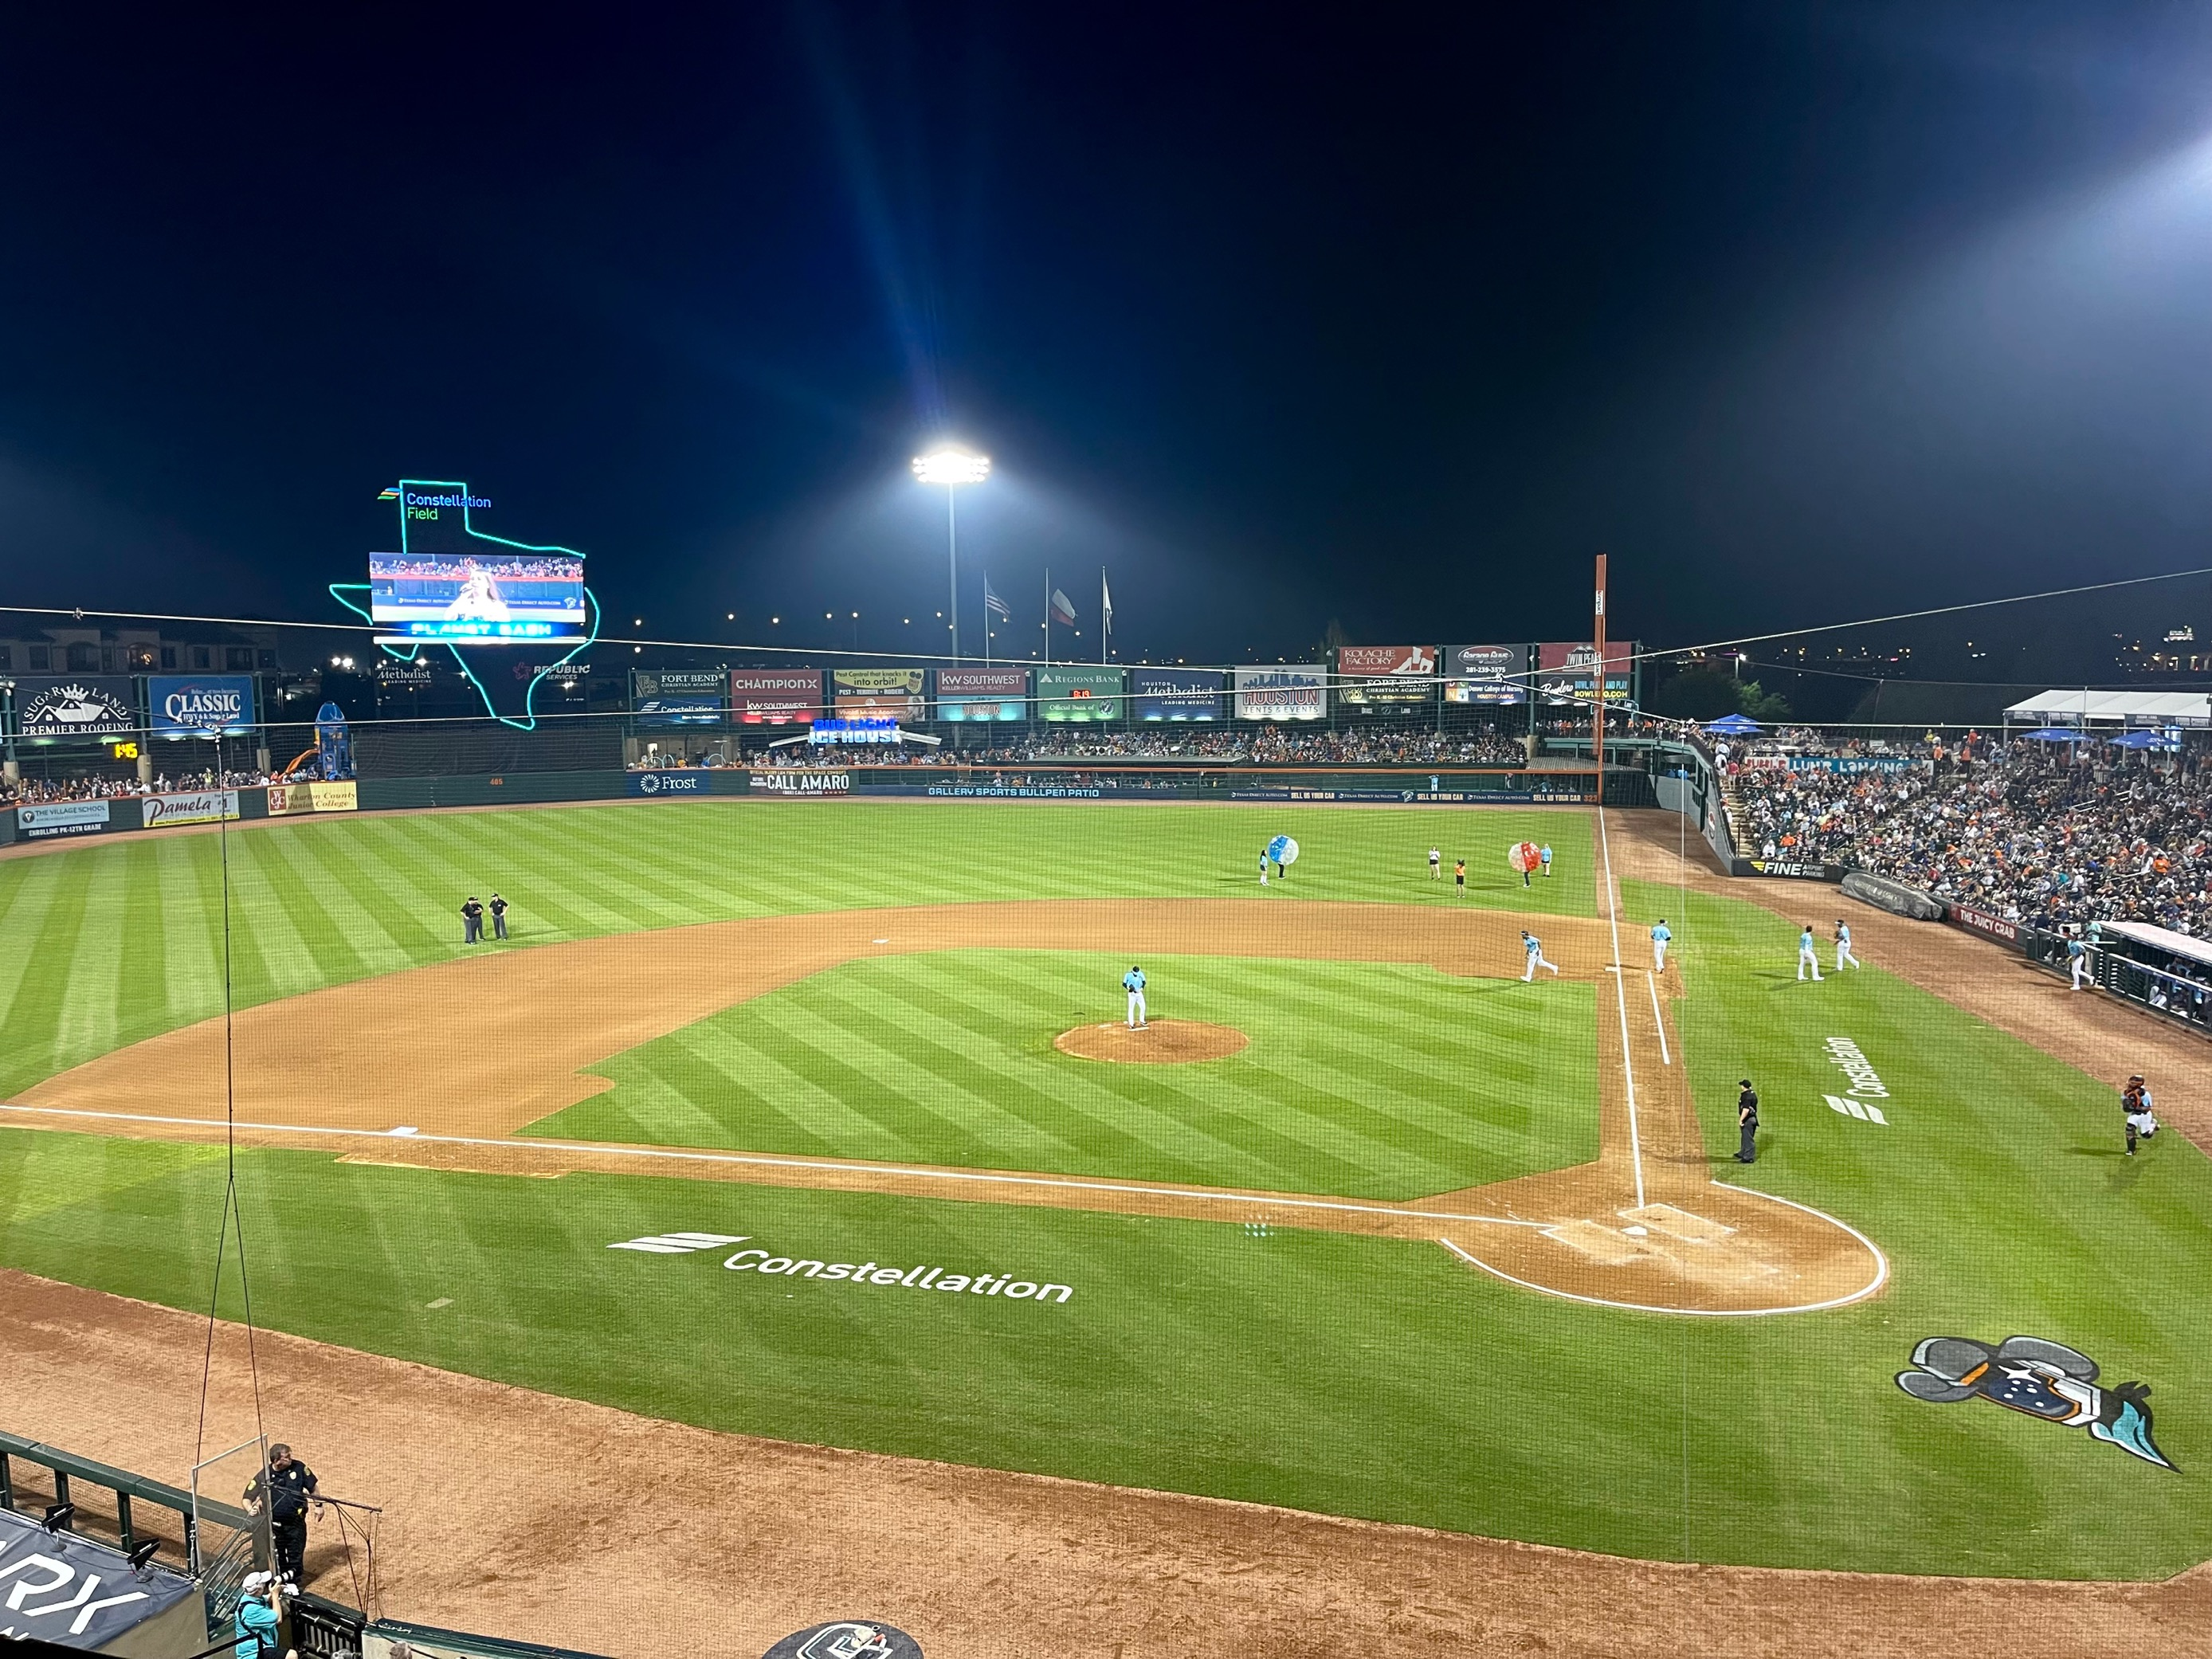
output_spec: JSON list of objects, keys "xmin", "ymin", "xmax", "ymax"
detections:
[{"xmin": 369, "ymin": 551, "xmax": 587, "ymax": 644}]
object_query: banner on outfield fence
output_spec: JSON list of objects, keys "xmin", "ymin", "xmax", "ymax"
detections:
[
  {"xmin": 1536, "ymin": 641, "xmax": 1634, "ymax": 705},
  {"xmin": 1037, "ymin": 666, "xmax": 1125, "ymax": 721},
  {"xmin": 1786, "ymin": 755, "xmax": 1919, "ymax": 774},
  {"xmin": 1131, "ymin": 667, "xmax": 1224, "ymax": 721},
  {"xmin": 13, "ymin": 675, "xmax": 137, "ymax": 739},
  {"xmin": 147, "ymin": 674, "xmax": 256, "ymax": 737},
  {"xmin": 729, "ymin": 669, "xmax": 822, "ymax": 724},
  {"xmin": 17, "ymin": 799, "xmax": 116, "ymax": 838},
  {"xmin": 143, "ymin": 788, "xmax": 239, "ymax": 827},
  {"xmin": 630, "ymin": 670, "xmax": 727, "ymax": 726},
  {"xmin": 1740, "ymin": 856, "xmax": 1848, "ymax": 880},
  {"xmin": 628, "ymin": 769, "xmax": 711, "ymax": 796},
  {"xmin": 1336, "ymin": 645, "xmax": 1437, "ymax": 704},
  {"xmin": 1949, "ymin": 903, "xmax": 2021, "ymax": 944},
  {"xmin": 266, "ymin": 780, "xmax": 360, "ymax": 815},
  {"xmin": 749, "ymin": 770, "xmax": 853, "ymax": 795},
  {"xmin": 1234, "ymin": 665, "xmax": 1328, "ymax": 720},
  {"xmin": 936, "ymin": 667, "xmax": 1029, "ymax": 722},
  {"xmin": 1443, "ymin": 644, "xmax": 1530, "ymax": 704},
  {"xmin": 832, "ymin": 668, "xmax": 927, "ymax": 719}
]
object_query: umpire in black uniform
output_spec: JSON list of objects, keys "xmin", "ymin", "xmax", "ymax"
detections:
[
  {"xmin": 245, "ymin": 1442, "xmax": 318, "ymax": 1586},
  {"xmin": 461, "ymin": 895, "xmax": 484, "ymax": 944},
  {"xmin": 1735, "ymin": 1079, "xmax": 1760, "ymax": 1163}
]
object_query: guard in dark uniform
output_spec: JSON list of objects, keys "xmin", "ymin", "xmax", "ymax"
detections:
[
  {"xmin": 461, "ymin": 895, "xmax": 484, "ymax": 944},
  {"xmin": 244, "ymin": 1443, "xmax": 318, "ymax": 1586},
  {"xmin": 488, "ymin": 892, "xmax": 509, "ymax": 940},
  {"xmin": 1735, "ymin": 1078, "xmax": 1759, "ymax": 1163}
]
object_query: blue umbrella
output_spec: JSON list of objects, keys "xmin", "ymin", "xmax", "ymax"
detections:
[
  {"xmin": 1704, "ymin": 713, "xmax": 1763, "ymax": 735},
  {"xmin": 2110, "ymin": 730, "xmax": 2178, "ymax": 751}
]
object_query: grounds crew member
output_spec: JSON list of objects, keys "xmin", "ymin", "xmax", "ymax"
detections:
[
  {"xmin": 1736, "ymin": 1079, "xmax": 1760, "ymax": 1163},
  {"xmin": 488, "ymin": 891, "xmax": 510, "ymax": 940},
  {"xmin": 1123, "ymin": 965, "xmax": 1148, "ymax": 1030},
  {"xmin": 244, "ymin": 1443, "xmax": 318, "ymax": 1587},
  {"xmin": 233, "ymin": 1571, "xmax": 281, "ymax": 1659},
  {"xmin": 461, "ymin": 895, "xmax": 484, "ymax": 944}
]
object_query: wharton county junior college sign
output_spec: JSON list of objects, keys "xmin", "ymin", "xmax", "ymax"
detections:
[{"xmin": 606, "ymin": 1231, "xmax": 1073, "ymax": 1304}]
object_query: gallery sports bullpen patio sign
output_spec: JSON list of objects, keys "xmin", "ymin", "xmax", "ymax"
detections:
[{"xmin": 606, "ymin": 1231, "xmax": 1073, "ymax": 1304}]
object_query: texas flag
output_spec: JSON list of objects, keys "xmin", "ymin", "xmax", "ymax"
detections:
[{"xmin": 1049, "ymin": 588, "xmax": 1077, "ymax": 626}]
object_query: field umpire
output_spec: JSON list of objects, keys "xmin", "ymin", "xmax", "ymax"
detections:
[
  {"xmin": 244, "ymin": 1443, "xmax": 318, "ymax": 1586},
  {"xmin": 1735, "ymin": 1079, "xmax": 1760, "ymax": 1163}
]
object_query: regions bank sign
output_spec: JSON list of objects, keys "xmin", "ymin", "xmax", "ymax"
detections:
[{"xmin": 148, "ymin": 675, "xmax": 256, "ymax": 738}]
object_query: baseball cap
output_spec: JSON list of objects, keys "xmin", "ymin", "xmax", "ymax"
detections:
[
  {"xmin": 1739, "ymin": 1078, "xmax": 1752, "ymax": 1087},
  {"xmin": 243, "ymin": 1571, "xmax": 274, "ymax": 1594}
]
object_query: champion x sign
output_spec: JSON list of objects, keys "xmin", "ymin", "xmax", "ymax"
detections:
[
  {"xmin": 607, "ymin": 1232, "xmax": 748, "ymax": 1254},
  {"xmin": 1826, "ymin": 1094, "xmax": 1888, "ymax": 1125}
]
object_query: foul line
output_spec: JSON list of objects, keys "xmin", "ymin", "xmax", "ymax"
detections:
[
  {"xmin": 1645, "ymin": 970, "xmax": 1671, "ymax": 1065},
  {"xmin": 1595, "ymin": 807, "xmax": 1648, "ymax": 1207},
  {"xmin": 0, "ymin": 1102, "xmax": 1556, "ymax": 1231},
  {"xmin": 1436, "ymin": 1232, "xmax": 1887, "ymax": 1319}
]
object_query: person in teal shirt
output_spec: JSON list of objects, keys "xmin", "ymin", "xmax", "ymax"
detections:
[
  {"xmin": 233, "ymin": 1572, "xmax": 280, "ymax": 1659},
  {"xmin": 1651, "ymin": 919, "xmax": 1672, "ymax": 973}
]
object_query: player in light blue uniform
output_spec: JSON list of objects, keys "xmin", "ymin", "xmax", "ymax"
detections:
[
  {"xmin": 1520, "ymin": 930, "xmax": 1559, "ymax": 982},
  {"xmin": 1651, "ymin": 919, "xmax": 1672, "ymax": 973},
  {"xmin": 1834, "ymin": 918, "xmax": 1861, "ymax": 971},
  {"xmin": 1797, "ymin": 924, "xmax": 1824, "ymax": 982},
  {"xmin": 1123, "ymin": 965, "xmax": 1148, "ymax": 1029},
  {"xmin": 1539, "ymin": 844, "xmax": 1553, "ymax": 879}
]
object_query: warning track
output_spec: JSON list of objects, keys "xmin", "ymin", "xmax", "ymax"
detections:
[{"xmin": 7, "ymin": 892, "xmax": 1884, "ymax": 1315}]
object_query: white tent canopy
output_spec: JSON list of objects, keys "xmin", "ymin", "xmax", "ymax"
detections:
[{"xmin": 2002, "ymin": 689, "xmax": 2212, "ymax": 728}]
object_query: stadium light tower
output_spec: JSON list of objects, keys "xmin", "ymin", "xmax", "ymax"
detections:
[{"xmin": 912, "ymin": 446, "xmax": 990, "ymax": 661}]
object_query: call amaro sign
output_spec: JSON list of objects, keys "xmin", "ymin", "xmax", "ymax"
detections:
[{"xmin": 147, "ymin": 675, "xmax": 256, "ymax": 737}]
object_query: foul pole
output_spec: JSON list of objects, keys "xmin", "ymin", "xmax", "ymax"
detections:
[{"xmin": 1593, "ymin": 552, "xmax": 1607, "ymax": 806}]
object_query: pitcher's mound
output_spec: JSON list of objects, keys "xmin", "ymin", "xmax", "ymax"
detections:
[{"xmin": 1054, "ymin": 1020, "xmax": 1249, "ymax": 1064}]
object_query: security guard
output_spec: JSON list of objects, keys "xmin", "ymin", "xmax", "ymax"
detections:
[
  {"xmin": 244, "ymin": 1444, "xmax": 318, "ymax": 1586},
  {"xmin": 1735, "ymin": 1079, "xmax": 1760, "ymax": 1163}
]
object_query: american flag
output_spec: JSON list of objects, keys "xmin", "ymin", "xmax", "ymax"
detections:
[{"xmin": 984, "ymin": 577, "xmax": 1010, "ymax": 619}]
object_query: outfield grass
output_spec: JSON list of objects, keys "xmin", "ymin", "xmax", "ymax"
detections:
[
  {"xmin": 0, "ymin": 802, "xmax": 1593, "ymax": 1100},
  {"xmin": 2, "ymin": 806, "xmax": 2210, "ymax": 1578},
  {"xmin": 528, "ymin": 950, "xmax": 1599, "ymax": 1198}
]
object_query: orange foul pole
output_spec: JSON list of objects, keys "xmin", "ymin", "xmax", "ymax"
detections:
[{"xmin": 1592, "ymin": 552, "xmax": 1607, "ymax": 807}]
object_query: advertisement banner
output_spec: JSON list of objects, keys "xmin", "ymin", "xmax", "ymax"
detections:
[
  {"xmin": 1234, "ymin": 665, "xmax": 1328, "ymax": 720},
  {"xmin": 143, "ymin": 788, "xmax": 240, "ymax": 827},
  {"xmin": 729, "ymin": 669, "xmax": 822, "ymax": 724},
  {"xmin": 1949, "ymin": 903, "xmax": 2021, "ymax": 945},
  {"xmin": 18, "ymin": 799, "xmax": 115, "ymax": 838},
  {"xmin": 147, "ymin": 674, "xmax": 256, "ymax": 737},
  {"xmin": 630, "ymin": 670, "xmax": 726, "ymax": 727},
  {"xmin": 1740, "ymin": 856, "xmax": 1848, "ymax": 881},
  {"xmin": 1132, "ymin": 667, "xmax": 1225, "ymax": 721},
  {"xmin": 1443, "ymin": 643, "xmax": 1530, "ymax": 704},
  {"xmin": 267, "ymin": 781, "xmax": 361, "ymax": 815},
  {"xmin": 1336, "ymin": 645, "xmax": 1437, "ymax": 705},
  {"xmin": 1036, "ymin": 666, "xmax": 1125, "ymax": 722},
  {"xmin": 1786, "ymin": 755, "xmax": 1918, "ymax": 774},
  {"xmin": 627, "ymin": 769, "xmax": 712, "ymax": 797},
  {"xmin": 831, "ymin": 668, "xmax": 926, "ymax": 720},
  {"xmin": 14, "ymin": 675, "xmax": 137, "ymax": 739},
  {"xmin": 749, "ymin": 770, "xmax": 853, "ymax": 796},
  {"xmin": 936, "ymin": 667, "xmax": 1029, "ymax": 722},
  {"xmin": 1535, "ymin": 641, "xmax": 1634, "ymax": 705}
]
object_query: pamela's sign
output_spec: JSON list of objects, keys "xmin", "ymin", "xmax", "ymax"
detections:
[{"xmin": 148, "ymin": 675, "xmax": 255, "ymax": 737}]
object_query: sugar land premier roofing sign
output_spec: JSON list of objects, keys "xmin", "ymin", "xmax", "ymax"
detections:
[
  {"xmin": 607, "ymin": 1231, "xmax": 1074, "ymax": 1304},
  {"xmin": 147, "ymin": 674, "xmax": 255, "ymax": 736},
  {"xmin": 14, "ymin": 676, "xmax": 136, "ymax": 738}
]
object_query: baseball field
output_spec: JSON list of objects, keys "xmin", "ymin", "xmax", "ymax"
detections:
[{"xmin": 1, "ymin": 798, "xmax": 2207, "ymax": 1588}]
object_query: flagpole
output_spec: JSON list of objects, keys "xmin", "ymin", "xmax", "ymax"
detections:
[
  {"xmin": 1044, "ymin": 567, "xmax": 1051, "ymax": 666},
  {"xmin": 983, "ymin": 571, "xmax": 990, "ymax": 666},
  {"xmin": 1100, "ymin": 567, "xmax": 1108, "ymax": 665}
]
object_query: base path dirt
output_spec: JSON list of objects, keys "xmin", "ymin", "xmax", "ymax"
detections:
[
  {"xmin": 0, "ymin": 1269, "xmax": 2202, "ymax": 1659},
  {"xmin": 1054, "ymin": 1019, "xmax": 1250, "ymax": 1062},
  {"xmin": 10, "ymin": 892, "xmax": 1878, "ymax": 1313}
]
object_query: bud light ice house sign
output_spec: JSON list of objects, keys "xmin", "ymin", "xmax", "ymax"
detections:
[{"xmin": 147, "ymin": 675, "xmax": 256, "ymax": 737}]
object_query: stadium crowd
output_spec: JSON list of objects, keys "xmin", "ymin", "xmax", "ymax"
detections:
[
  {"xmin": 726, "ymin": 726, "xmax": 1532, "ymax": 767},
  {"xmin": 0, "ymin": 767, "xmax": 284, "ymax": 806},
  {"xmin": 1724, "ymin": 730, "xmax": 2212, "ymax": 935}
]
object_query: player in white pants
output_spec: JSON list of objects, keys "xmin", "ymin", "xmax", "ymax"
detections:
[
  {"xmin": 1123, "ymin": 965, "xmax": 1148, "ymax": 1028},
  {"xmin": 1521, "ymin": 931, "xmax": 1560, "ymax": 981},
  {"xmin": 1797, "ymin": 924, "xmax": 1823, "ymax": 981},
  {"xmin": 1834, "ymin": 919, "xmax": 1861, "ymax": 971},
  {"xmin": 1651, "ymin": 920, "xmax": 1671, "ymax": 974},
  {"xmin": 2069, "ymin": 937, "xmax": 2092, "ymax": 989}
]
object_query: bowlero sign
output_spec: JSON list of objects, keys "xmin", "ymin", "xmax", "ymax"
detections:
[
  {"xmin": 1336, "ymin": 645, "xmax": 1436, "ymax": 705},
  {"xmin": 148, "ymin": 674, "xmax": 255, "ymax": 737},
  {"xmin": 1536, "ymin": 641, "xmax": 1634, "ymax": 706},
  {"xmin": 730, "ymin": 669, "xmax": 823, "ymax": 724}
]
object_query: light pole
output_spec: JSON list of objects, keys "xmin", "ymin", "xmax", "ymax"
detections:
[{"xmin": 912, "ymin": 446, "xmax": 990, "ymax": 662}]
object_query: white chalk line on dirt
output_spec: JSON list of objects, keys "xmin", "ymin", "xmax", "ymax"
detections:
[
  {"xmin": 1645, "ymin": 969, "xmax": 1671, "ymax": 1066},
  {"xmin": 0, "ymin": 1102, "xmax": 1558, "ymax": 1230},
  {"xmin": 1436, "ymin": 1227, "xmax": 1888, "ymax": 1318},
  {"xmin": 1596, "ymin": 807, "xmax": 1649, "ymax": 1207}
]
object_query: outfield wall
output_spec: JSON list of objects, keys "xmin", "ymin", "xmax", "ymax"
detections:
[{"xmin": 0, "ymin": 764, "xmax": 1653, "ymax": 849}]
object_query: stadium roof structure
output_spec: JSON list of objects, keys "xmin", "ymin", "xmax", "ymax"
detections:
[
  {"xmin": 2002, "ymin": 689, "xmax": 2212, "ymax": 728},
  {"xmin": 2099, "ymin": 919, "xmax": 2212, "ymax": 976}
]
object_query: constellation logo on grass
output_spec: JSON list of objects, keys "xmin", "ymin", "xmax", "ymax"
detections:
[
  {"xmin": 606, "ymin": 1231, "xmax": 748, "ymax": 1254},
  {"xmin": 606, "ymin": 1231, "xmax": 1073, "ymax": 1303}
]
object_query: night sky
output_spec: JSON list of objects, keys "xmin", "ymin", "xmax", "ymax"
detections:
[{"xmin": 6, "ymin": 5, "xmax": 2212, "ymax": 670}]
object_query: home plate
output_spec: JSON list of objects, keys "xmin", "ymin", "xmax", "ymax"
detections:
[{"xmin": 1622, "ymin": 1225, "xmax": 1649, "ymax": 1237}]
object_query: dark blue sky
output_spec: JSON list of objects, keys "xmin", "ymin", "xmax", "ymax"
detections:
[{"xmin": 6, "ymin": 4, "xmax": 2212, "ymax": 665}]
